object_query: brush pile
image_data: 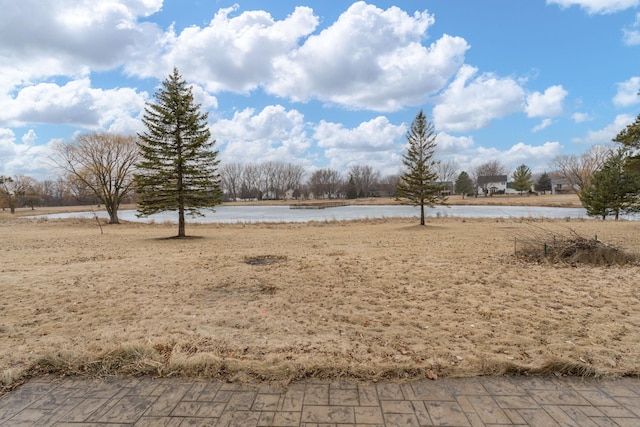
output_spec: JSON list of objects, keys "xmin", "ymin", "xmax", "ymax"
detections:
[{"xmin": 515, "ymin": 227, "xmax": 638, "ymax": 266}]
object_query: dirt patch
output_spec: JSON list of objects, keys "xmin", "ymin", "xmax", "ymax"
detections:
[{"xmin": 244, "ymin": 255, "xmax": 288, "ymax": 266}]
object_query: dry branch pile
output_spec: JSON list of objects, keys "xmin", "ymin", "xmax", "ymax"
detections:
[{"xmin": 515, "ymin": 226, "xmax": 638, "ymax": 266}]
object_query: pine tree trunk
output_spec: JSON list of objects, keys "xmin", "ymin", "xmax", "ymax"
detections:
[
  {"xmin": 178, "ymin": 205, "xmax": 185, "ymax": 237},
  {"xmin": 420, "ymin": 203, "xmax": 425, "ymax": 226}
]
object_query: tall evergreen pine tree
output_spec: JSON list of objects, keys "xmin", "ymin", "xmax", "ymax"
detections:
[
  {"xmin": 396, "ymin": 110, "xmax": 447, "ymax": 225},
  {"xmin": 135, "ymin": 68, "xmax": 222, "ymax": 237}
]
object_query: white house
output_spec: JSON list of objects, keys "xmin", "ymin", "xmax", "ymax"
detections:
[{"xmin": 477, "ymin": 175, "xmax": 517, "ymax": 195}]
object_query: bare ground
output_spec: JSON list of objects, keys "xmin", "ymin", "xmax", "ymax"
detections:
[{"xmin": 2, "ymin": 204, "xmax": 640, "ymax": 394}]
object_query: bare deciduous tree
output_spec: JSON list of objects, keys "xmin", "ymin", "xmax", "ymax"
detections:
[
  {"xmin": 550, "ymin": 145, "xmax": 610, "ymax": 197},
  {"xmin": 220, "ymin": 162, "xmax": 243, "ymax": 201},
  {"xmin": 0, "ymin": 175, "xmax": 38, "ymax": 213},
  {"xmin": 435, "ymin": 159, "xmax": 459, "ymax": 195},
  {"xmin": 241, "ymin": 163, "xmax": 263, "ymax": 200},
  {"xmin": 53, "ymin": 133, "xmax": 139, "ymax": 224},
  {"xmin": 260, "ymin": 161, "xmax": 279, "ymax": 199},
  {"xmin": 308, "ymin": 168, "xmax": 342, "ymax": 199},
  {"xmin": 435, "ymin": 159, "xmax": 459, "ymax": 183},
  {"xmin": 223, "ymin": 161, "xmax": 305, "ymax": 200},
  {"xmin": 65, "ymin": 173, "xmax": 98, "ymax": 205},
  {"xmin": 378, "ymin": 174, "xmax": 401, "ymax": 198},
  {"xmin": 281, "ymin": 163, "xmax": 305, "ymax": 198},
  {"xmin": 348, "ymin": 164, "xmax": 381, "ymax": 198}
]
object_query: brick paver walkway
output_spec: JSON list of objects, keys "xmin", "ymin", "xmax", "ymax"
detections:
[{"xmin": 1, "ymin": 375, "xmax": 640, "ymax": 426}]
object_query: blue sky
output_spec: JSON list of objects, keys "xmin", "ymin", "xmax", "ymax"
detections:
[{"xmin": 1, "ymin": 0, "xmax": 639, "ymax": 181}]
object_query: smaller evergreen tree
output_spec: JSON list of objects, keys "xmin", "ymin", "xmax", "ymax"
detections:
[
  {"xmin": 396, "ymin": 110, "xmax": 447, "ymax": 225},
  {"xmin": 345, "ymin": 174, "xmax": 358, "ymax": 199},
  {"xmin": 454, "ymin": 171, "xmax": 474, "ymax": 198},
  {"xmin": 535, "ymin": 172, "xmax": 552, "ymax": 194},
  {"xmin": 581, "ymin": 149, "xmax": 640, "ymax": 220},
  {"xmin": 511, "ymin": 164, "xmax": 533, "ymax": 194}
]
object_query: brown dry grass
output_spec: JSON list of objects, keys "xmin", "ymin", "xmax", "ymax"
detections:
[{"xmin": 1, "ymin": 210, "xmax": 639, "ymax": 394}]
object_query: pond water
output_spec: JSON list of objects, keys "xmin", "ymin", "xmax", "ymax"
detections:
[{"xmin": 31, "ymin": 204, "xmax": 608, "ymax": 223}]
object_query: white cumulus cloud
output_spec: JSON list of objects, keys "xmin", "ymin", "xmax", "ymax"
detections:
[
  {"xmin": 502, "ymin": 142, "xmax": 563, "ymax": 167},
  {"xmin": 439, "ymin": 140, "xmax": 563, "ymax": 175},
  {"xmin": 0, "ymin": 129, "xmax": 59, "ymax": 180},
  {"xmin": 433, "ymin": 65, "xmax": 525, "ymax": 132},
  {"xmin": 525, "ymin": 85, "xmax": 568, "ymax": 118},
  {"xmin": 573, "ymin": 114, "xmax": 635, "ymax": 143},
  {"xmin": 314, "ymin": 116, "xmax": 406, "ymax": 175},
  {"xmin": 21, "ymin": 129, "xmax": 38, "ymax": 145},
  {"xmin": 128, "ymin": 5, "xmax": 320, "ymax": 93},
  {"xmin": 533, "ymin": 119, "xmax": 554, "ymax": 132},
  {"xmin": 623, "ymin": 13, "xmax": 640, "ymax": 45},
  {"xmin": 572, "ymin": 112, "xmax": 593, "ymax": 123},
  {"xmin": 613, "ymin": 76, "xmax": 640, "ymax": 107},
  {"xmin": 0, "ymin": 78, "xmax": 148, "ymax": 133},
  {"xmin": 269, "ymin": 2, "xmax": 469, "ymax": 111},
  {"xmin": 435, "ymin": 133, "xmax": 476, "ymax": 156},
  {"xmin": 0, "ymin": 0, "xmax": 162, "ymax": 92},
  {"xmin": 316, "ymin": 117, "xmax": 404, "ymax": 151},
  {"xmin": 211, "ymin": 105, "xmax": 312, "ymax": 165}
]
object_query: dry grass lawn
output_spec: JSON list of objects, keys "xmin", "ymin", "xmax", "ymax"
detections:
[{"xmin": 1, "ymin": 197, "xmax": 639, "ymax": 394}]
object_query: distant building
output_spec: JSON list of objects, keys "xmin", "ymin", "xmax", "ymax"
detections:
[
  {"xmin": 435, "ymin": 181, "xmax": 453, "ymax": 196},
  {"xmin": 549, "ymin": 173, "xmax": 576, "ymax": 194},
  {"xmin": 477, "ymin": 175, "xmax": 512, "ymax": 196}
]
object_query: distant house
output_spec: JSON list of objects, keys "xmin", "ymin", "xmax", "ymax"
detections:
[
  {"xmin": 477, "ymin": 175, "xmax": 512, "ymax": 196},
  {"xmin": 435, "ymin": 181, "xmax": 453, "ymax": 196},
  {"xmin": 549, "ymin": 172, "xmax": 575, "ymax": 194}
]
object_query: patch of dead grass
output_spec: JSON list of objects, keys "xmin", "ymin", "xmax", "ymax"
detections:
[{"xmin": 1, "ymin": 215, "xmax": 639, "ymax": 395}]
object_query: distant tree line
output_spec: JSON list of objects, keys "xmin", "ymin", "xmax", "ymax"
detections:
[
  {"xmin": 219, "ymin": 162, "xmax": 400, "ymax": 201},
  {"xmin": 0, "ymin": 174, "xmax": 123, "ymax": 212}
]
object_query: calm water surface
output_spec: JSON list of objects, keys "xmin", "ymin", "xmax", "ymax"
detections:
[{"xmin": 32, "ymin": 205, "xmax": 605, "ymax": 223}]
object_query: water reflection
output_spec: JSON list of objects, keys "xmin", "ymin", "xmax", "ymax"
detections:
[{"xmin": 31, "ymin": 204, "xmax": 606, "ymax": 223}]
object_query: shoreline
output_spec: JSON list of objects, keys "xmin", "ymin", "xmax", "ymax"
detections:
[{"xmin": 3, "ymin": 194, "xmax": 583, "ymax": 219}]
